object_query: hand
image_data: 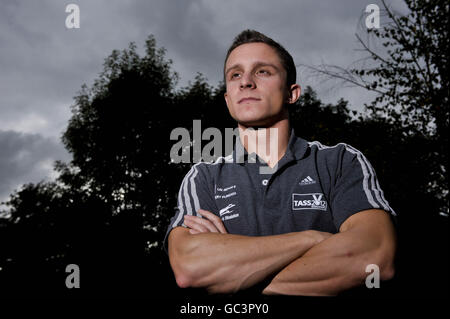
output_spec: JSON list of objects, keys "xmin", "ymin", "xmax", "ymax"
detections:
[{"xmin": 184, "ymin": 209, "xmax": 228, "ymax": 235}]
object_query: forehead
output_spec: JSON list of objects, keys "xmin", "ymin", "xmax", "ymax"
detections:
[{"xmin": 225, "ymin": 42, "xmax": 283, "ymax": 69}]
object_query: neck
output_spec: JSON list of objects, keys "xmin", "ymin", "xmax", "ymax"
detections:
[{"xmin": 238, "ymin": 117, "xmax": 290, "ymax": 168}]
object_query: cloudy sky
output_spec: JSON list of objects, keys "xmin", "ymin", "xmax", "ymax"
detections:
[{"xmin": 0, "ymin": 0, "xmax": 407, "ymax": 207}]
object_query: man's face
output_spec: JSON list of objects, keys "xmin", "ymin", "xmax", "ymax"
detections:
[{"xmin": 224, "ymin": 42, "xmax": 289, "ymax": 127}]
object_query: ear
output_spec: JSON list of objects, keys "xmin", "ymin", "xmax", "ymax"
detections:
[
  {"xmin": 286, "ymin": 84, "xmax": 301, "ymax": 104},
  {"xmin": 224, "ymin": 92, "xmax": 229, "ymax": 107}
]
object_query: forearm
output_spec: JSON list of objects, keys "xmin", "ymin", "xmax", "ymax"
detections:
[
  {"xmin": 169, "ymin": 228, "xmax": 320, "ymax": 293},
  {"xmin": 263, "ymin": 213, "xmax": 396, "ymax": 296}
]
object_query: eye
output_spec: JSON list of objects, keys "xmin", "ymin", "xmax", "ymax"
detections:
[
  {"xmin": 230, "ymin": 72, "xmax": 241, "ymax": 80},
  {"xmin": 257, "ymin": 69, "xmax": 271, "ymax": 76}
]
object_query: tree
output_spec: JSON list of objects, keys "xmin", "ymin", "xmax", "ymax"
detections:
[
  {"xmin": 0, "ymin": 35, "xmax": 240, "ymax": 298},
  {"xmin": 305, "ymin": 0, "xmax": 449, "ymax": 216}
]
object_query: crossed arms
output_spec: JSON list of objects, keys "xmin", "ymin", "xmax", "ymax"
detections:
[{"xmin": 168, "ymin": 208, "xmax": 396, "ymax": 295}]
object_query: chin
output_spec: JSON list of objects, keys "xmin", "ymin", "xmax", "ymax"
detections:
[
  {"xmin": 235, "ymin": 111, "xmax": 287, "ymax": 128},
  {"xmin": 233, "ymin": 109, "xmax": 265, "ymax": 124},
  {"xmin": 236, "ymin": 117, "xmax": 273, "ymax": 128}
]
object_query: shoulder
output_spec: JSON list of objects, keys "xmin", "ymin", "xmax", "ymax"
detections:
[
  {"xmin": 307, "ymin": 140, "xmax": 358, "ymax": 158},
  {"xmin": 307, "ymin": 140, "xmax": 353, "ymax": 153},
  {"xmin": 184, "ymin": 154, "xmax": 235, "ymax": 180},
  {"xmin": 306, "ymin": 140, "xmax": 369, "ymax": 170}
]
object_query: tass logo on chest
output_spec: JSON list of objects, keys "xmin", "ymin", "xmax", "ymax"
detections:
[{"xmin": 292, "ymin": 193, "xmax": 327, "ymax": 211}]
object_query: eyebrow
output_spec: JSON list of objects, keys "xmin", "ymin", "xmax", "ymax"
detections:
[{"xmin": 225, "ymin": 61, "xmax": 281, "ymax": 77}]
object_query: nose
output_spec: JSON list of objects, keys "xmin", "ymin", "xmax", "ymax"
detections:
[{"xmin": 239, "ymin": 73, "xmax": 255, "ymax": 89}]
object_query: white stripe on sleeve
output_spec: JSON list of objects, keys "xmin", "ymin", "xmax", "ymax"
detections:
[
  {"xmin": 308, "ymin": 141, "xmax": 396, "ymax": 215},
  {"xmin": 171, "ymin": 167, "xmax": 195, "ymax": 228}
]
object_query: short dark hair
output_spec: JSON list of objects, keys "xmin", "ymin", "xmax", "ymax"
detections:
[{"xmin": 224, "ymin": 29, "xmax": 296, "ymax": 87}]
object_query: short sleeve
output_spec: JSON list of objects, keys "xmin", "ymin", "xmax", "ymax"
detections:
[
  {"xmin": 163, "ymin": 163, "xmax": 217, "ymax": 253},
  {"xmin": 331, "ymin": 144, "xmax": 396, "ymax": 230}
]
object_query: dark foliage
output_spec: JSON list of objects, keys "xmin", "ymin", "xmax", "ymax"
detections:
[{"xmin": 306, "ymin": 0, "xmax": 449, "ymax": 215}]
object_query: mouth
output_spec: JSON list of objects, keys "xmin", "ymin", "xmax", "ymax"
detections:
[{"xmin": 238, "ymin": 97, "xmax": 261, "ymax": 104}]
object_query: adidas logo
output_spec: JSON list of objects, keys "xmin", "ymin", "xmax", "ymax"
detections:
[{"xmin": 299, "ymin": 176, "xmax": 316, "ymax": 186}]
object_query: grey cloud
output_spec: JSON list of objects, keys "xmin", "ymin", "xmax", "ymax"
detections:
[
  {"xmin": 127, "ymin": 0, "xmax": 385, "ymax": 106},
  {"xmin": 0, "ymin": 0, "xmax": 386, "ymax": 137},
  {"xmin": 0, "ymin": 130, "xmax": 70, "ymax": 205}
]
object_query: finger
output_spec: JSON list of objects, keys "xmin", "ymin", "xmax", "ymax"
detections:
[
  {"xmin": 185, "ymin": 214, "xmax": 219, "ymax": 233},
  {"xmin": 197, "ymin": 209, "xmax": 227, "ymax": 234},
  {"xmin": 197, "ymin": 209, "xmax": 228, "ymax": 234},
  {"xmin": 185, "ymin": 215, "xmax": 216, "ymax": 233},
  {"xmin": 184, "ymin": 217, "xmax": 209, "ymax": 233},
  {"xmin": 189, "ymin": 229, "xmax": 201, "ymax": 235}
]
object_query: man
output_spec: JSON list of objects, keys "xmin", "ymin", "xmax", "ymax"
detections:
[{"xmin": 164, "ymin": 30, "xmax": 397, "ymax": 296}]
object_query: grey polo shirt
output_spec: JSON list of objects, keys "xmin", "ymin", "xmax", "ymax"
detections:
[{"xmin": 164, "ymin": 130, "xmax": 396, "ymax": 252}]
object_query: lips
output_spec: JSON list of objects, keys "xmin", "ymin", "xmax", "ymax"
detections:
[{"xmin": 238, "ymin": 97, "xmax": 261, "ymax": 104}]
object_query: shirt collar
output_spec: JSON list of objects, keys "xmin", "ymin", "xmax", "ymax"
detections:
[{"xmin": 232, "ymin": 129, "xmax": 309, "ymax": 165}]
